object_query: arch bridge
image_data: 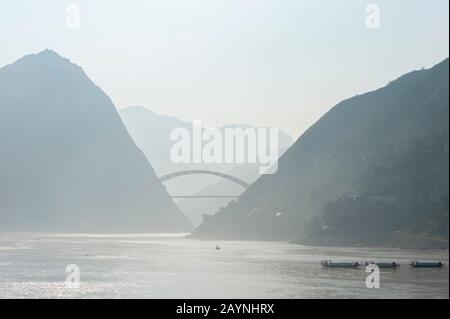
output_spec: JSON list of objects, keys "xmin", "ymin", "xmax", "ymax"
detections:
[{"xmin": 158, "ymin": 170, "xmax": 250, "ymax": 199}]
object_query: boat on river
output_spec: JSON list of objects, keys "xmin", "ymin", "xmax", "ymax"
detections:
[
  {"xmin": 365, "ymin": 261, "xmax": 400, "ymax": 268},
  {"xmin": 321, "ymin": 260, "xmax": 360, "ymax": 268},
  {"xmin": 410, "ymin": 260, "xmax": 444, "ymax": 268}
]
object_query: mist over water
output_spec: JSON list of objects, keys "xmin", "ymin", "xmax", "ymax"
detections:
[
  {"xmin": 0, "ymin": 233, "xmax": 447, "ymax": 299},
  {"xmin": 0, "ymin": 1, "xmax": 448, "ymax": 304}
]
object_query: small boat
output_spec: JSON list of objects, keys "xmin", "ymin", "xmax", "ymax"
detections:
[
  {"xmin": 321, "ymin": 260, "xmax": 360, "ymax": 268},
  {"xmin": 215, "ymin": 244, "xmax": 220, "ymax": 250},
  {"xmin": 410, "ymin": 260, "xmax": 444, "ymax": 268},
  {"xmin": 365, "ymin": 261, "xmax": 399, "ymax": 268}
]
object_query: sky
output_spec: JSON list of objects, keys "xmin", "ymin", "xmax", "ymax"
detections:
[{"xmin": 0, "ymin": 0, "xmax": 448, "ymax": 138}]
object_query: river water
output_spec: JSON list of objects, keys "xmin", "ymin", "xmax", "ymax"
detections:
[{"xmin": 0, "ymin": 233, "xmax": 448, "ymax": 298}]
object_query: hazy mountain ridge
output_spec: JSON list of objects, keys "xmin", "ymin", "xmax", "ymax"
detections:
[
  {"xmin": 0, "ymin": 50, "xmax": 192, "ymax": 232},
  {"xmin": 119, "ymin": 105, "xmax": 293, "ymax": 226},
  {"xmin": 191, "ymin": 58, "xmax": 449, "ymax": 248},
  {"xmin": 119, "ymin": 106, "xmax": 293, "ymax": 176}
]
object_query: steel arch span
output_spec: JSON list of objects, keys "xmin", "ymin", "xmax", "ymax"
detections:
[{"xmin": 158, "ymin": 170, "xmax": 250, "ymax": 188}]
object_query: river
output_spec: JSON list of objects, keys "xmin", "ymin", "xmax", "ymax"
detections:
[{"xmin": 0, "ymin": 233, "xmax": 448, "ymax": 298}]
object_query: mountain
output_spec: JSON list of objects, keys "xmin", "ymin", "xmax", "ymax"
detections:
[
  {"xmin": 119, "ymin": 105, "xmax": 221, "ymax": 176},
  {"xmin": 192, "ymin": 59, "xmax": 449, "ymax": 248},
  {"xmin": 0, "ymin": 50, "xmax": 192, "ymax": 232},
  {"xmin": 175, "ymin": 146, "xmax": 291, "ymax": 226},
  {"xmin": 119, "ymin": 106, "xmax": 293, "ymax": 226},
  {"xmin": 119, "ymin": 106, "xmax": 293, "ymax": 176}
]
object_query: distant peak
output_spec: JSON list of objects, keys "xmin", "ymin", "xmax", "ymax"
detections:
[
  {"xmin": 127, "ymin": 105, "xmax": 154, "ymax": 112},
  {"xmin": 122, "ymin": 105, "xmax": 158, "ymax": 115},
  {"xmin": 0, "ymin": 49, "xmax": 83, "ymax": 75},
  {"xmin": 9, "ymin": 49, "xmax": 73, "ymax": 67},
  {"xmin": 36, "ymin": 49, "xmax": 63, "ymax": 57},
  {"xmin": 0, "ymin": 49, "xmax": 89, "ymax": 84},
  {"xmin": 32, "ymin": 49, "xmax": 71, "ymax": 62}
]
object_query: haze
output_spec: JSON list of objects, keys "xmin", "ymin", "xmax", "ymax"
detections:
[{"xmin": 0, "ymin": 0, "xmax": 448, "ymax": 137}]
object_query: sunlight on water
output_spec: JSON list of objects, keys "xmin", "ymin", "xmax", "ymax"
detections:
[{"xmin": 0, "ymin": 233, "xmax": 448, "ymax": 299}]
